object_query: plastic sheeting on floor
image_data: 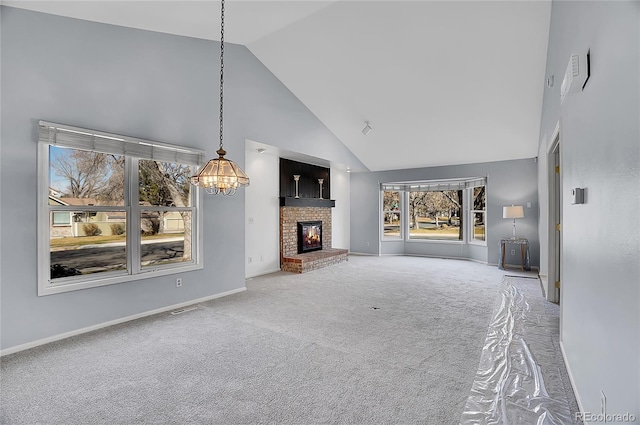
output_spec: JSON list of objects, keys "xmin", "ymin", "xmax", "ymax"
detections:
[{"xmin": 460, "ymin": 276, "xmax": 577, "ymax": 425}]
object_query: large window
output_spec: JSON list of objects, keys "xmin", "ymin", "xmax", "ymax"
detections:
[
  {"xmin": 408, "ymin": 190, "xmax": 462, "ymax": 240},
  {"xmin": 39, "ymin": 121, "xmax": 204, "ymax": 295},
  {"xmin": 381, "ymin": 178, "xmax": 487, "ymax": 245}
]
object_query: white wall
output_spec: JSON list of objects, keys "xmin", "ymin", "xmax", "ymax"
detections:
[
  {"xmin": 330, "ymin": 168, "xmax": 350, "ymax": 250},
  {"xmin": 245, "ymin": 147, "xmax": 280, "ymax": 278},
  {"xmin": 538, "ymin": 0, "xmax": 639, "ymax": 418}
]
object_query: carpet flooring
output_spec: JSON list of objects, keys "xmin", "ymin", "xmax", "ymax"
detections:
[{"xmin": 1, "ymin": 256, "xmax": 567, "ymax": 424}]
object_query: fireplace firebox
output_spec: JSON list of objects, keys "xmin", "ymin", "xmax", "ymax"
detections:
[{"xmin": 297, "ymin": 221, "xmax": 322, "ymax": 254}]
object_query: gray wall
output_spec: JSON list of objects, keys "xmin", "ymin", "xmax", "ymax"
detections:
[
  {"xmin": 0, "ymin": 7, "xmax": 363, "ymax": 351},
  {"xmin": 538, "ymin": 0, "xmax": 639, "ymax": 418},
  {"xmin": 350, "ymin": 158, "xmax": 539, "ymax": 267}
]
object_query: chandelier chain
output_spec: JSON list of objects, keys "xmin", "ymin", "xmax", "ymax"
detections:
[{"xmin": 219, "ymin": 0, "xmax": 225, "ymax": 151}]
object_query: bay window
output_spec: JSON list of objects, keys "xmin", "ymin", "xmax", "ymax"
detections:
[{"xmin": 381, "ymin": 178, "xmax": 487, "ymax": 245}]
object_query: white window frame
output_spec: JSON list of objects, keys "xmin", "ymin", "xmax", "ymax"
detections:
[
  {"xmin": 380, "ymin": 178, "xmax": 487, "ymax": 246},
  {"xmin": 381, "ymin": 190, "xmax": 404, "ymax": 240},
  {"xmin": 468, "ymin": 184, "xmax": 487, "ymax": 246},
  {"xmin": 38, "ymin": 121, "xmax": 204, "ymax": 296},
  {"xmin": 406, "ymin": 188, "xmax": 465, "ymax": 244}
]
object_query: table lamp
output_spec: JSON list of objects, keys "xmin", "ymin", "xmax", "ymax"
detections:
[{"xmin": 503, "ymin": 205, "xmax": 524, "ymax": 239}]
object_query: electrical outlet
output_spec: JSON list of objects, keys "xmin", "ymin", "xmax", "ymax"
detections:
[
  {"xmin": 366, "ymin": 241, "xmax": 370, "ymax": 246},
  {"xmin": 511, "ymin": 249, "xmax": 516, "ymax": 256},
  {"xmin": 248, "ymin": 257, "xmax": 252, "ymax": 263},
  {"xmin": 260, "ymin": 255, "xmax": 263, "ymax": 262},
  {"xmin": 176, "ymin": 278, "xmax": 182, "ymax": 288}
]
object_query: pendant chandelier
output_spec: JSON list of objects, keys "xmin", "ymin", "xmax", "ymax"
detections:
[{"xmin": 191, "ymin": 0, "xmax": 250, "ymax": 195}]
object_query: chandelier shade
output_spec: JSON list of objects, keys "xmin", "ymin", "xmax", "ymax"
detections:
[{"xmin": 191, "ymin": 148, "xmax": 250, "ymax": 195}]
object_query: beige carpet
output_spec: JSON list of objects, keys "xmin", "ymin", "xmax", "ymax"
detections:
[{"xmin": 1, "ymin": 255, "xmax": 531, "ymax": 424}]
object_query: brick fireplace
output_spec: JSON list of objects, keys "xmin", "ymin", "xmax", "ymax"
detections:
[
  {"xmin": 278, "ymin": 158, "xmax": 347, "ymax": 273},
  {"xmin": 279, "ymin": 206, "xmax": 347, "ymax": 273}
]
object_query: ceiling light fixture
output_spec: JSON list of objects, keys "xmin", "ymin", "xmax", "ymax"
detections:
[
  {"xmin": 191, "ymin": 0, "xmax": 249, "ymax": 195},
  {"xmin": 362, "ymin": 121, "xmax": 372, "ymax": 136}
]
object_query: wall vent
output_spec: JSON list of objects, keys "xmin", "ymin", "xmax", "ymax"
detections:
[
  {"xmin": 560, "ymin": 52, "xmax": 590, "ymax": 103},
  {"xmin": 170, "ymin": 306, "xmax": 198, "ymax": 315}
]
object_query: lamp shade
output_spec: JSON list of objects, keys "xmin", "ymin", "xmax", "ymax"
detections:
[{"xmin": 503, "ymin": 205, "xmax": 524, "ymax": 219}]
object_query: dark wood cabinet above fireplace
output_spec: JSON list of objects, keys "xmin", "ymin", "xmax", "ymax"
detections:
[{"xmin": 279, "ymin": 158, "xmax": 335, "ymax": 208}]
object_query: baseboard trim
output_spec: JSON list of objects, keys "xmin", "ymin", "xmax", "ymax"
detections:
[
  {"xmin": 245, "ymin": 268, "xmax": 282, "ymax": 279},
  {"xmin": 348, "ymin": 251, "xmax": 378, "ymax": 256},
  {"xmin": 0, "ymin": 287, "xmax": 246, "ymax": 357},
  {"xmin": 560, "ymin": 340, "xmax": 586, "ymax": 418},
  {"xmin": 405, "ymin": 253, "xmax": 488, "ymax": 265}
]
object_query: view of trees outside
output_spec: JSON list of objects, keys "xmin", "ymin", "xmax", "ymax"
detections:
[
  {"xmin": 49, "ymin": 146, "xmax": 193, "ymax": 279},
  {"xmin": 409, "ymin": 190, "xmax": 463, "ymax": 240},
  {"xmin": 382, "ymin": 191, "xmax": 401, "ymax": 237},
  {"xmin": 471, "ymin": 186, "xmax": 486, "ymax": 241}
]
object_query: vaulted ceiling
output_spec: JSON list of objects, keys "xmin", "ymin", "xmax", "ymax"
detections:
[{"xmin": 3, "ymin": 0, "xmax": 552, "ymax": 172}]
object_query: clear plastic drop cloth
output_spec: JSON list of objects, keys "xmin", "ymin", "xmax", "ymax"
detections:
[{"xmin": 460, "ymin": 276, "xmax": 578, "ymax": 425}]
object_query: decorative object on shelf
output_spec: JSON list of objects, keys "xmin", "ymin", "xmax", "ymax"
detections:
[
  {"xmin": 362, "ymin": 121, "xmax": 373, "ymax": 136},
  {"xmin": 293, "ymin": 175, "xmax": 300, "ymax": 199},
  {"xmin": 318, "ymin": 179, "xmax": 324, "ymax": 199},
  {"xmin": 190, "ymin": 0, "xmax": 249, "ymax": 195},
  {"xmin": 503, "ymin": 205, "xmax": 525, "ymax": 239}
]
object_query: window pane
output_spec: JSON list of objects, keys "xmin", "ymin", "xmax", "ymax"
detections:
[
  {"xmin": 139, "ymin": 160, "xmax": 192, "ymax": 207},
  {"xmin": 50, "ymin": 211, "xmax": 127, "ymax": 279},
  {"xmin": 141, "ymin": 210, "xmax": 192, "ymax": 268},
  {"xmin": 52, "ymin": 211, "xmax": 71, "ymax": 226},
  {"xmin": 409, "ymin": 190, "xmax": 462, "ymax": 240},
  {"xmin": 473, "ymin": 212, "xmax": 486, "ymax": 241},
  {"xmin": 49, "ymin": 146, "xmax": 125, "ymax": 206},
  {"xmin": 472, "ymin": 186, "xmax": 486, "ymax": 242},
  {"xmin": 473, "ymin": 186, "xmax": 486, "ymax": 211},
  {"xmin": 382, "ymin": 191, "xmax": 401, "ymax": 237}
]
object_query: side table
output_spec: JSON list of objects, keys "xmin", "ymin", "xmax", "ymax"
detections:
[{"xmin": 499, "ymin": 238, "xmax": 531, "ymax": 271}]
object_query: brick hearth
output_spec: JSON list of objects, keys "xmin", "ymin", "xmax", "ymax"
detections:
[
  {"xmin": 281, "ymin": 248, "xmax": 349, "ymax": 274},
  {"xmin": 280, "ymin": 206, "xmax": 347, "ymax": 273}
]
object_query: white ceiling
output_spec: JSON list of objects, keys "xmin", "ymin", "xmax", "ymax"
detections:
[{"xmin": 3, "ymin": 0, "xmax": 552, "ymax": 172}]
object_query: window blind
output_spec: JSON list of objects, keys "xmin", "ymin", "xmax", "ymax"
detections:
[
  {"xmin": 39, "ymin": 121, "xmax": 205, "ymax": 165},
  {"xmin": 381, "ymin": 177, "xmax": 486, "ymax": 192}
]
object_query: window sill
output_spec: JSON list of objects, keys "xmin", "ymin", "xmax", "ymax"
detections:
[
  {"xmin": 406, "ymin": 239, "xmax": 464, "ymax": 244},
  {"xmin": 38, "ymin": 263, "xmax": 203, "ymax": 296},
  {"xmin": 468, "ymin": 240, "xmax": 488, "ymax": 247}
]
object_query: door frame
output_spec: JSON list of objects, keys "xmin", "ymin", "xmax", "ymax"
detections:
[{"xmin": 547, "ymin": 123, "xmax": 561, "ymax": 304}]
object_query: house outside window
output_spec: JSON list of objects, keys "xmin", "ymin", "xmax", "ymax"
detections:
[{"xmin": 39, "ymin": 121, "xmax": 204, "ymax": 295}]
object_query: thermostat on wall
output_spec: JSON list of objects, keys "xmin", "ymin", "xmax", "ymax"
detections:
[{"xmin": 560, "ymin": 52, "xmax": 590, "ymax": 104}]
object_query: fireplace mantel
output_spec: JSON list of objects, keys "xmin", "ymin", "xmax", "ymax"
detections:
[{"xmin": 279, "ymin": 197, "xmax": 335, "ymax": 208}]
